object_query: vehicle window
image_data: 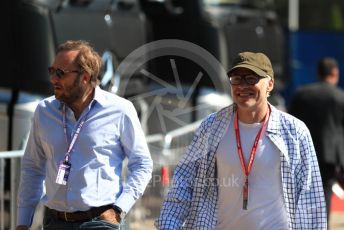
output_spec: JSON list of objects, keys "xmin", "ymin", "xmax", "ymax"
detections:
[
  {"xmin": 204, "ymin": 0, "xmax": 240, "ymax": 5},
  {"xmin": 299, "ymin": 0, "xmax": 344, "ymax": 31},
  {"xmin": 274, "ymin": 0, "xmax": 344, "ymax": 31},
  {"xmin": 203, "ymin": 0, "xmax": 274, "ymax": 9}
]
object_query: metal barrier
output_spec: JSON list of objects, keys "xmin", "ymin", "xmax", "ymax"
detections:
[
  {"xmin": 128, "ymin": 120, "xmax": 202, "ymax": 228},
  {"xmin": 146, "ymin": 119, "xmax": 201, "ymax": 178},
  {"xmin": 162, "ymin": 120, "xmax": 202, "ymax": 162},
  {"xmin": 0, "ymin": 150, "xmax": 24, "ymax": 230}
]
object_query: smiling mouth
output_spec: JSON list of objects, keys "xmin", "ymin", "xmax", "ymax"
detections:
[{"xmin": 237, "ymin": 92, "xmax": 254, "ymax": 97}]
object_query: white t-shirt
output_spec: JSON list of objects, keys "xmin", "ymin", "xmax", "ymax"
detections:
[{"xmin": 215, "ymin": 118, "xmax": 289, "ymax": 230}]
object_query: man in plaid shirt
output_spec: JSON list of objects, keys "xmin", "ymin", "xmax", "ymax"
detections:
[{"xmin": 156, "ymin": 52, "xmax": 326, "ymax": 229}]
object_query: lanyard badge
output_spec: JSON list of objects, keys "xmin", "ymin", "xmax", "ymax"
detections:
[
  {"xmin": 56, "ymin": 161, "xmax": 71, "ymax": 185},
  {"xmin": 55, "ymin": 104, "xmax": 90, "ymax": 185},
  {"xmin": 234, "ymin": 106, "xmax": 270, "ymax": 210}
]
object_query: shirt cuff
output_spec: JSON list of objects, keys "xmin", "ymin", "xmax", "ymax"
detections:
[
  {"xmin": 17, "ymin": 207, "xmax": 35, "ymax": 226},
  {"xmin": 114, "ymin": 192, "xmax": 136, "ymax": 213}
]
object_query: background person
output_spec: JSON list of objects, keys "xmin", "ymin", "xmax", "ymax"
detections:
[
  {"xmin": 156, "ymin": 52, "xmax": 326, "ymax": 229},
  {"xmin": 16, "ymin": 40, "xmax": 153, "ymax": 230},
  {"xmin": 289, "ymin": 57, "xmax": 344, "ymax": 218}
]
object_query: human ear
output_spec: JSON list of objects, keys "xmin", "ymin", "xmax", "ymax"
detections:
[
  {"xmin": 267, "ymin": 78, "xmax": 274, "ymax": 92},
  {"xmin": 81, "ymin": 72, "xmax": 91, "ymax": 84}
]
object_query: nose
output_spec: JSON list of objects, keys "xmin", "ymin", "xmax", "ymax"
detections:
[
  {"xmin": 232, "ymin": 80, "xmax": 250, "ymax": 88},
  {"xmin": 50, "ymin": 75, "xmax": 59, "ymax": 84},
  {"xmin": 239, "ymin": 81, "xmax": 250, "ymax": 87}
]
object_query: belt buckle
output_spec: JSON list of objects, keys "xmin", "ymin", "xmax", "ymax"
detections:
[{"xmin": 64, "ymin": 212, "xmax": 69, "ymax": 221}]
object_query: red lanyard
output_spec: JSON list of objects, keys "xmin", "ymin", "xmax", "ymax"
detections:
[{"xmin": 234, "ymin": 106, "xmax": 270, "ymax": 209}]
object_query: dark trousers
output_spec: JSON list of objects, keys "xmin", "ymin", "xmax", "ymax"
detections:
[
  {"xmin": 324, "ymin": 179, "xmax": 333, "ymax": 219},
  {"xmin": 320, "ymin": 163, "xmax": 337, "ymax": 221},
  {"xmin": 43, "ymin": 208, "xmax": 126, "ymax": 230}
]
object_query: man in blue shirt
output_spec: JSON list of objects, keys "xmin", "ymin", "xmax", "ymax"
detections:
[{"xmin": 16, "ymin": 40, "xmax": 153, "ymax": 230}]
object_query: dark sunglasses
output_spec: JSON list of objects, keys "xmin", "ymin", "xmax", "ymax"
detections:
[
  {"xmin": 229, "ymin": 74, "xmax": 269, "ymax": 85},
  {"xmin": 48, "ymin": 67, "xmax": 80, "ymax": 78}
]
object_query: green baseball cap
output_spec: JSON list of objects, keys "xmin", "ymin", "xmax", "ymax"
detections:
[{"xmin": 227, "ymin": 52, "xmax": 274, "ymax": 80}]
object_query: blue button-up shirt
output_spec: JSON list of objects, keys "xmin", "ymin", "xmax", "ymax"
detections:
[{"xmin": 17, "ymin": 87, "xmax": 153, "ymax": 226}]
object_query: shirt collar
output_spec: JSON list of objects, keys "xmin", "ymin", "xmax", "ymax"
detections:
[
  {"xmin": 92, "ymin": 86, "xmax": 108, "ymax": 107},
  {"xmin": 266, "ymin": 104, "xmax": 281, "ymax": 135},
  {"xmin": 223, "ymin": 103, "xmax": 279, "ymax": 132}
]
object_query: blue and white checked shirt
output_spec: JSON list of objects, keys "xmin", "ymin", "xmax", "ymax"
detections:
[
  {"xmin": 17, "ymin": 87, "xmax": 153, "ymax": 226},
  {"xmin": 156, "ymin": 104, "xmax": 327, "ymax": 229}
]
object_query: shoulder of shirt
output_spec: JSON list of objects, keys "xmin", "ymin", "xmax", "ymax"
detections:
[
  {"xmin": 94, "ymin": 87, "xmax": 136, "ymax": 114},
  {"xmin": 36, "ymin": 95, "xmax": 60, "ymax": 109},
  {"xmin": 199, "ymin": 104, "xmax": 233, "ymax": 131},
  {"xmin": 296, "ymin": 82, "xmax": 343, "ymax": 94},
  {"xmin": 95, "ymin": 87, "xmax": 129, "ymax": 104}
]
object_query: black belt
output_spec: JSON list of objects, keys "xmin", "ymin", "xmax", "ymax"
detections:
[{"xmin": 46, "ymin": 205, "xmax": 113, "ymax": 222}]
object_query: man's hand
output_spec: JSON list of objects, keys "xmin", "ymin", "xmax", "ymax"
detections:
[
  {"xmin": 99, "ymin": 208, "xmax": 121, "ymax": 225},
  {"xmin": 16, "ymin": 225, "xmax": 29, "ymax": 230}
]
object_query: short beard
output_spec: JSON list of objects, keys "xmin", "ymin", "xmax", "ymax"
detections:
[{"xmin": 59, "ymin": 74, "xmax": 84, "ymax": 105}]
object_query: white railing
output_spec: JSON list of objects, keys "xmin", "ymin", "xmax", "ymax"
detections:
[{"xmin": 0, "ymin": 150, "xmax": 24, "ymax": 230}]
